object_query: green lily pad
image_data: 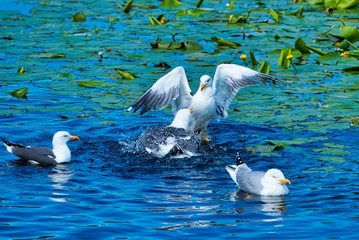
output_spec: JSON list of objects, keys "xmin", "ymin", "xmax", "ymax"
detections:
[
  {"xmin": 77, "ymin": 80, "xmax": 105, "ymax": 88},
  {"xmin": 339, "ymin": 26, "xmax": 359, "ymax": 43},
  {"xmin": 10, "ymin": 87, "xmax": 28, "ymax": 99},
  {"xmin": 269, "ymin": 8, "xmax": 280, "ymax": 22},
  {"xmin": 324, "ymin": 0, "xmax": 359, "ymax": 9},
  {"xmin": 114, "ymin": 68, "xmax": 137, "ymax": 80},
  {"xmin": 123, "ymin": 0, "xmax": 133, "ymax": 13},
  {"xmin": 211, "ymin": 37, "xmax": 241, "ymax": 48},
  {"xmin": 161, "ymin": 0, "xmax": 182, "ymax": 8},
  {"xmin": 17, "ymin": 66, "xmax": 26, "ymax": 74},
  {"xmin": 72, "ymin": 12, "xmax": 86, "ymax": 22}
]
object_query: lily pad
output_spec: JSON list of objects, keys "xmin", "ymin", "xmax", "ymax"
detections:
[
  {"xmin": 72, "ymin": 12, "xmax": 86, "ymax": 22},
  {"xmin": 114, "ymin": 68, "xmax": 137, "ymax": 80},
  {"xmin": 339, "ymin": 26, "xmax": 359, "ymax": 43},
  {"xmin": 10, "ymin": 87, "xmax": 28, "ymax": 99},
  {"xmin": 211, "ymin": 37, "xmax": 241, "ymax": 48}
]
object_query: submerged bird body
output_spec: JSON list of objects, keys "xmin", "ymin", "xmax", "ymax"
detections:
[
  {"xmin": 2, "ymin": 131, "xmax": 79, "ymax": 166},
  {"xmin": 226, "ymin": 153, "xmax": 290, "ymax": 196},
  {"xmin": 136, "ymin": 108, "xmax": 201, "ymax": 158},
  {"xmin": 128, "ymin": 64, "xmax": 278, "ymax": 132}
]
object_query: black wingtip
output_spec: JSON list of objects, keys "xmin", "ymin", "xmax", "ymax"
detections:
[{"xmin": 236, "ymin": 152, "xmax": 244, "ymax": 165}]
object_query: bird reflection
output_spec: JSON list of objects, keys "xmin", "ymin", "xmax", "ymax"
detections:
[
  {"xmin": 48, "ymin": 164, "xmax": 72, "ymax": 203},
  {"xmin": 230, "ymin": 190, "xmax": 287, "ymax": 218}
]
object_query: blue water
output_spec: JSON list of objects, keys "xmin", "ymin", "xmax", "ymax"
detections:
[{"xmin": 1, "ymin": 0, "xmax": 359, "ymax": 239}]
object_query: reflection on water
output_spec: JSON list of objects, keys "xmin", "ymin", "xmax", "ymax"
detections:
[
  {"xmin": 230, "ymin": 190, "xmax": 287, "ymax": 220},
  {"xmin": 48, "ymin": 164, "xmax": 73, "ymax": 203}
]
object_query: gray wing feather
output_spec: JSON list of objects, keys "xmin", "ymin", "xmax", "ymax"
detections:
[
  {"xmin": 129, "ymin": 67, "xmax": 192, "ymax": 115},
  {"xmin": 237, "ymin": 170, "xmax": 265, "ymax": 195},
  {"xmin": 4, "ymin": 140, "xmax": 57, "ymax": 166},
  {"xmin": 213, "ymin": 64, "xmax": 278, "ymax": 118}
]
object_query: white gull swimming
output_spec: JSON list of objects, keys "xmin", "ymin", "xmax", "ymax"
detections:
[
  {"xmin": 2, "ymin": 131, "xmax": 80, "ymax": 166},
  {"xmin": 226, "ymin": 153, "xmax": 291, "ymax": 196}
]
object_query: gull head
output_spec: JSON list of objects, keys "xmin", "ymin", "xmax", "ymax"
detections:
[
  {"xmin": 264, "ymin": 169, "xmax": 291, "ymax": 186},
  {"xmin": 200, "ymin": 75, "xmax": 212, "ymax": 91},
  {"xmin": 52, "ymin": 131, "xmax": 80, "ymax": 145}
]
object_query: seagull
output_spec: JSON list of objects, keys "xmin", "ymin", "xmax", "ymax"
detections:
[
  {"xmin": 226, "ymin": 153, "xmax": 291, "ymax": 196},
  {"xmin": 2, "ymin": 131, "xmax": 80, "ymax": 166},
  {"xmin": 136, "ymin": 108, "xmax": 202, "ymax": 158},
  {"xmin": 128, "ymin": 64, "xmax": 278, "ymax": 131}
]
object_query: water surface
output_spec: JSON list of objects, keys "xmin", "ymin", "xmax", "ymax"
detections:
[{"xmin": 1, "ymin": 0, "xmax": 358, "ymax": 239}]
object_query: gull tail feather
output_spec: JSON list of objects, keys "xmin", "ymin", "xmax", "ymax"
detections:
[{"xmin": 226, "ymin": 165, "xmax": 238, "ymax": 186}]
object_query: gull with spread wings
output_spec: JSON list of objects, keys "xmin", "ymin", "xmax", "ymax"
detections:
[{"xmin": 128, "ymin": 64, "xmax": 278, "ymax": 132}]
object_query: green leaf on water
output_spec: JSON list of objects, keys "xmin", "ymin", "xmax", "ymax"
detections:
[
  {"xmin": 51, "ymin": 53, "xmax": 66, "ymax": 58},
  {"xmin": 343, "ymin": 66, "xmax": 359, "ymax": 73},
  {"xmin": 324, "ymin": 0, "xmax": 359, "ymax": 9},
  {"xmin": 294, "ymin": 38, "xmax": 327, "ymax": 55},
  {"xmin": 211, "ymin": 37, "xmax": 241, "ymax": 48},
  {"xmin": 258, "ymin": 61, "xmax": 271, "ymax": 74},
  {"xmin": 149, "ymin": 15, "xmax": 168, "ymax": 25},
  {"xmin": 278, "ymin": 48, "xmax": 292, "ymax": 68},
  {"xmin": 114, "ymin": 68, "xmax": 137, "ymax": 80},
  {"xmin": 295, "ymin": 38, "xmax": 311, "ymax": 54},
  {"xmin": 77, "ymin": 80, "xmax": 105, "ymax": 88},
  {"xmin": 17, "ymin": 66, "xmax": 26, "ymax": 74},
  {"xmin": 339, "ymin": 26, "xmax": 359, "ymax": 43},
  {"xmin": 269, "ymin": 8, "xmax": 280, "ymax": 22},
  {"xmin": 10, "ymin": 87, "xmax": 28, "ymax": 99},
  {"xmin": 350, "ymin": 116, "xmax": 359, "ymax": 126},
  {"xmin": 123, "ymin": 0, "xmax": 133, "ymax": 13},
  {"xmin": 72, "ymin": 12, "xmax": 86, "ymax": 22},
  {"xmin": 176, "ymin": 8, "xmax": 210, "ymax": 17},
  {"xmin": 161, "ymin": 0, "xmax": 182, "ymax": 8}
]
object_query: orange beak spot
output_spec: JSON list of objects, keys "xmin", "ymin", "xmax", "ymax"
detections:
[
  {"xmin": 280, "ymin": 179, "xmax": 291, "ymax": 185},
  {"xmin": 70, "ymin": 136, "xmax": 80, "ymax": 141}
]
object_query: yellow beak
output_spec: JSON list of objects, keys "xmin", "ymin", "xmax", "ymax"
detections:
[
  {"xmin": 189, "ymin": 107, "xmax": 193, "ymax": 113},
  {"xmin": 70, "ymin": 136, "xmax": 80, "ymax": 141},
  {"xmin": 200, "ymin": 83, "xmax": 206, "ymax": 91},
  {"xmin": 280, "ymin": 178, "xmax": 291, "ymax": 185}
]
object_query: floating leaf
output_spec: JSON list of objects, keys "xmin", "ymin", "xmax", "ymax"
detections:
[
  {"xmin": 123, "ymin": 0, "xmax": 133, "ymax": 13},
  {"xmin": 161, "ymin": 0, "xmax": 182, "ymax": 8},
  {"xmin": 324, "ymin": 0, "xmax": 359, "ymax": 9},
  {"xmin": 51, "ymin": 53, "xmax": 66, "ymax": 58},
  {"xmin": 72, "ymin": 12, "xmax": 86, "ymax": 22},
  {"xmin": 109, "ymin": 16, "xmax": 115, "ymax": 25},
  {"xmin": 249, "ymin": 51, "xmax": 258, "ymax": 67},
  {"xmin": 294, "ymin": 38, "xmax": 327, "ymax": 55},
  {"xmin": 10, "ymin": 87, "xmax": 28, "ymax": 99},
  {"xmin": 114, "ymin": 68, "xmax": 137, "ymax": 80},
  {"xmin": 17, "ymin": 66, "xmax": 26, "ymax": 74},
  {"xmin": 258, "ymin": 61, "xmax": 271, "ymax": 74},
  {"xmin": 211, "ymin": 37, "xmax": 241, "ymax": 48},
  {"xmin": 278, "ymin": 48, "xmax": 292, "ymax": 68},
  {"xmin": 149, "ymin": 15, "xmax": 168, "ymax": 25},
  {"xmin": 295, "ymin": 38, "xmax": 311, "ymax": 54},
  {"xmin": 269, "ymin": 8, "xmax": 280, "ymax": 22},
  {"xmin": 196, "ymin": 0, "xmax": 204, "ymax": 8},
  {"xmin": 350, "ymin": 116, "xmax": 359, "ymax": 126},
  {"xmin": 77, "ymin": 80, "xmax": 105, "ymax": 88},
  {"xmin": 94, "ymin": 25, "xmax": 99, "ymax": 33},
  {"xmin": 343, "ymin": 66, "xmax": 359, "ymax": 73},
  {"xmin": 228, "ymin": 12, "xmax": 251, "ymax": 24},
  {"xmin": 176, "ymin": 8, "xmax": 210, "ymax": 17},
  {"xmin": 339, "ymin": 26, "xmax": 359, "ymax": 43}
]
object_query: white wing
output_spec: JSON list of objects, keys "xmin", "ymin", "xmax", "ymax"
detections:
[
  {"xmin": 213, "ymin": 64, "xmax": 277, "ymax": 118},
  {"xmin": 128, "ymin": 67, "xmax": 193, "ymax": 115}
]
